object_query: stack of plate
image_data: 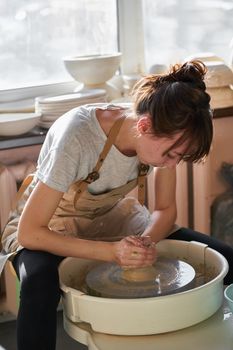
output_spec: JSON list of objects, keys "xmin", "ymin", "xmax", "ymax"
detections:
[
  {"xmin": 35, "ymin": 89, "xmax": 107, "ymax": 129},
  {"xmin": 204, "ymin": 61, "xmax": 233, "ymax": 108},
  {"xmin": 184, "ymin": 54, "xmax": 233, "ymax": 109}
]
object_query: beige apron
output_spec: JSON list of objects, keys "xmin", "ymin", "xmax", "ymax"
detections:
[{"xmin": 0, "ymin": 116, "xmax": 150, "ymax": 273}]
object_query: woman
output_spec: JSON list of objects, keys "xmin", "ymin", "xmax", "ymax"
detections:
[{"xmin": 1, "ymin": 60, "xmax": 233, "ymax": 350}]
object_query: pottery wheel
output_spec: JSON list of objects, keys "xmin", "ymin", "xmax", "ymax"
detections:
[{"xmin": 85, "ymin": 257, "xmax": 196, "ymax": 298}]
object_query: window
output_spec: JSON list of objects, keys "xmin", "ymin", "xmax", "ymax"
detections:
[
  {"xmin": 0, "ymin": 0, "xmax": 117, "ymax": 90},
  {"xmin": 142, "ymin": 0, "xmax": 233, "ymax": 70}
]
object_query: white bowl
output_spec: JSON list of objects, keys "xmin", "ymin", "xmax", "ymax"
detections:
[
  {"xmin": 204, "ymin": 61, "xmax": 233, "ymax": 88},
  {"xmin": 63, "ymin": 53, "xmax": 122, "ymax": 86},
  {"xmin": 59, "ymin": 240, "xmax": 228, "ymax": 335},
  {"xmin": 207, "ymin": 86, "xmax": 233, "ymax": 108},
  {"xmin": 123, "ymin": 74, "xmax": 141, "ymax": 89},
  {"xmin": 0, "ymin": 113, "xmax": 41, "ymax": 136}
]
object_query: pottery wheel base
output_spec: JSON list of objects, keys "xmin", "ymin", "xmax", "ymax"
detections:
[{"xmin": 85, "ymin": 257, "xmax": 196, "ymax": 298}]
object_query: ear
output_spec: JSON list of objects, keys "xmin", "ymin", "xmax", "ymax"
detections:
[{"xmin": 137, "ymin": 116, "xmax": 152, "ymax": 134}]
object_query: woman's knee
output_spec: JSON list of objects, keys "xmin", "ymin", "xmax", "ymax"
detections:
[{"xmin": 15, "ymin": 249, "xmax": 62, "ymax": 304}]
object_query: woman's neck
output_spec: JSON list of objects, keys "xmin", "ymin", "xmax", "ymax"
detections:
[
  {"xmin": 96, "ymin": 108, "xmax": 137, "ymax": 157},
  {"xmin": 115, "ymin": 116, "xmax": 137, "ymax": 156}
]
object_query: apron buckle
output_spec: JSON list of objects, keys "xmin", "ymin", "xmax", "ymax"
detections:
[
  {"xmin": 85, "ymin": 171, "xmax": 100, "ymax": 184},
  {"xmin": 138, "ymin": 164, "xmax": 150, "ymax": 176}
]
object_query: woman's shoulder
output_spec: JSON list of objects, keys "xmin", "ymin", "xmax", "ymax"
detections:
[
  {"xmin": 46, "ymin": 104, "xmax": 94, "ymax": 142},
  {"xmin": 49, "ymin": 103, "xmax": 117, "ymax": 130},
  {"xmin": 45, "ymin": 102, "xmax": 132, "ymax": 147}
]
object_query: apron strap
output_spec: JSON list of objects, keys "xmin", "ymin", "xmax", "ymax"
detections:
[
  {"xmin": 137, "ymin": 164, "xmax": 150, "ymax": 205},
  {"xmin": 73, "ymin": 116, "xmax": 126, "ymax": 204},
  {"xmin": 93, "ymin": 116, "xmax": 127, "ymax": 174},
  {"xmin": 12, "ymin": 174, "xmax": 34, "ymax": 210}
]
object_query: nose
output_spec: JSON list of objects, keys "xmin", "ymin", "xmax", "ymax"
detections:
[{"xmin": 165, "ymin": 157, "xmax": 180, "ymax": 168}]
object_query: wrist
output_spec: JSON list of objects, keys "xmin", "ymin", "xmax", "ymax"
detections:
[
  {"xmin": 108, "ymin": 242, "xmax": 118, "ymax": 263},
  {"xmin": 93, "ymin": 241, "xmax": 117, "ymax": 263}
]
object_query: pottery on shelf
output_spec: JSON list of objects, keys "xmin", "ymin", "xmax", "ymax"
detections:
[{"xmin": 63, "ymin": 53, "xmax": 122, "ymax": 101}]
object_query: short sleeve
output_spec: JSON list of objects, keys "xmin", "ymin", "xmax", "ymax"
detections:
[
  {"xmin": 36, "ymin": 148, "xmax": 80, "ymax": 192},
  {"xmin": 35, "ymin": 109, "xmax": 83, "ymax": 192}
]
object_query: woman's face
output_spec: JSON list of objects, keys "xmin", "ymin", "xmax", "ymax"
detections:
[{"xmin": 135, "ymin": 116, "xmax": 191, "ymax": 168}]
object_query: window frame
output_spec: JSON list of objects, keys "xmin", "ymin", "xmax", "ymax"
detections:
[{"xmin": 117, "ymin": 0, "xmax": 145, "ymax": 75}]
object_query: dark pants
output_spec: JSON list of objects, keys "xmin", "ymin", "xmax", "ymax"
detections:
[
  {"xmin": 13, "ymin": 250, "xmax": 64, "ymax": 350},
  {"xmin": 13, "ymin": 228, "xmax": 233, "ymax": 350}
]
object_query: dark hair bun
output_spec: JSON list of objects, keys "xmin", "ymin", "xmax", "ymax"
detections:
[{"xmin": 168, "ymin": 60, "xmax": 207, "ymax": 90}]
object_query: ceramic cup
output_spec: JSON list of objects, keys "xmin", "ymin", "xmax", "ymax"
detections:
[{"xmin": 224, "ymin": 284, "xmax": 233, "ymax": 313}]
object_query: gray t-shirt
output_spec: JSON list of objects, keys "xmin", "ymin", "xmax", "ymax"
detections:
[{"xmin": 36, "ymin": 103, "xmax": 141, "ymax": 194}]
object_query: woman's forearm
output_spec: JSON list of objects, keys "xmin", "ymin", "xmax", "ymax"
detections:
[
  {"xmin": 18, "ymin": 226, "xmax": 115, "ymax": 262},
  {"xmin": 141, "ymin": 205, "xmax": 177, "ymax": 243}
]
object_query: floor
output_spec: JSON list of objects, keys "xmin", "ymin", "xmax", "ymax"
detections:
[{"xmin": 0, "ymin": 311, "xmax": 87, "ymax": 350}]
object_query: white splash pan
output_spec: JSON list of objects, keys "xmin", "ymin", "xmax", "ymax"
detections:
[{"xmin": 59, "ymin": 240, "xmax": 229, "ymax": 335}]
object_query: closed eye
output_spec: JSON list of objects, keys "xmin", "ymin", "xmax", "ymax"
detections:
[{"xmin": 166, "ymin": 153, "xmax": 176, "ymax": 159}]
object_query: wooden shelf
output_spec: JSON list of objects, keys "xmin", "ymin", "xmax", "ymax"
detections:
[{"xmin": 213, "ymin": 106, "xmax": 233, "ymax": 119}]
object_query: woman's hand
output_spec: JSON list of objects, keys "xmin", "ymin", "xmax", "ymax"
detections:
[{"xmin": 112, "ymin": 235, "xmax": 157, "ymax": 268}]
